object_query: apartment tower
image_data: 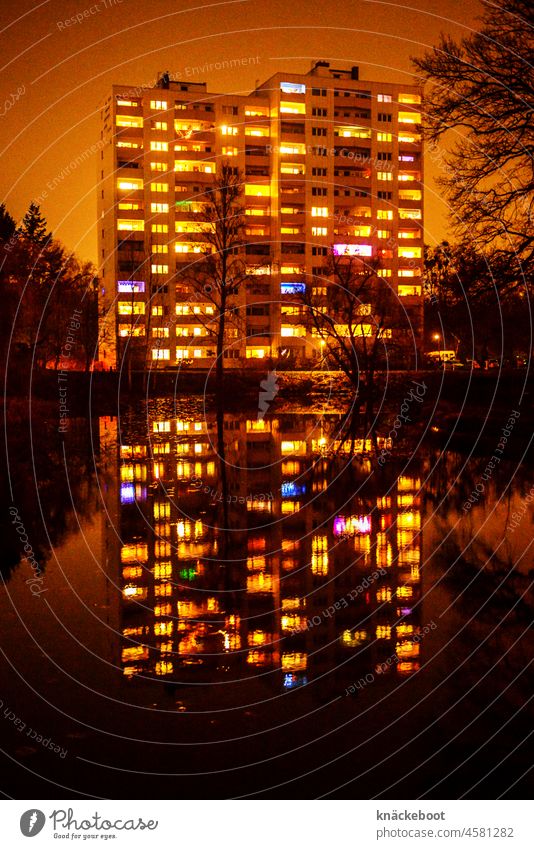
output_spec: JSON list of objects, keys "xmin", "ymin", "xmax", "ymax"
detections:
[{"xmin": 97, "ymin": 61, "xmax": 423, "ymax": 369}]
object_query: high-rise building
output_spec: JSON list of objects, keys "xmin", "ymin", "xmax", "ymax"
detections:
[{"xmin": 97, "ymin": 61, "xmax": 423, "ymax": 369}]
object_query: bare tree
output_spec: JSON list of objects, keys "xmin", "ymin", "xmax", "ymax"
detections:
[
  {"xmin": 303, "ymin": 249, "xmax": 403, "ymax": 416},
  {"xmin": 182, "ymin": 162, "xmax": 249, "ymax": 390},
  {"xmin": 413, "ymin": 0, "xmax": 534, "ymax": 293}
]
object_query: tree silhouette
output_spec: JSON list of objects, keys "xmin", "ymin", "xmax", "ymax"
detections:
[
  {"xmin": 19, "ymin": 202, "xmax": 51, "ymax": 246},
  {"xmin": 413, "ymin": 0, "xmax": 534, "ymax": 294}
]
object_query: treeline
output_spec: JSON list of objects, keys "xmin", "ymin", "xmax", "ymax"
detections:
[
  {"xmin": 0, "ymin": 201, "xmax": 100, "ymax": 373},
  {"xmin": 424, "ymin": 242, "xmax": 532, "ymax": 364}
]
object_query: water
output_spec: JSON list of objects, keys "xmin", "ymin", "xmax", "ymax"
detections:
[{"xmin": 1, "ymin": 395, "xmax": 533, "ymax": 799}]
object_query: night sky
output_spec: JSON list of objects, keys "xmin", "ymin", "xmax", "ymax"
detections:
[{"xmin": 0, "ymin": 0, "xmax": 482, "ymax": 265}]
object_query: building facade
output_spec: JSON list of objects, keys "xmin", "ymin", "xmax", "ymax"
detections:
[{"xmin": 97, "ymin": 61, "xmax": 423, "ymax": 369}]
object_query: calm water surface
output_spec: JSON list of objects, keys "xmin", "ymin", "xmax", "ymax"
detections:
[{"xmin": 1, "ymin": 397, "xmax": 533, "ymax": 798}]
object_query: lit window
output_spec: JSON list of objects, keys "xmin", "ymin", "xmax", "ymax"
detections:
[
  {"xmin": 377, "ymin": 210, "xmax": 393, "ymax": 220},
  {"xmin": 244, "ymin": 126, "xmax": 269, "ymax": 137},
  {"xmin": 333, "ymin": 243, "xmax": 372, "ymax": 257},
  {"xmin": 398, "ymin": 285, "xmax": 422, "ymax": 296},
  {"xmin": 399, "ymin": 188, "xmax": 422, "ymax": 201},
  {"xmin": 377, "ymin": 94, "xmax": 392, "ymax": 102},
  {"xmin": 280, "ymin": 143, "xmax": 306, "ymax": 155},
  {"xmin": 117, "ymin": 280, "xmax": 145, "ymax": 293},
  {"xmin": 151, "ymin": 182, "xmax": 168, "ymax": 192},
  {"xmin": 118, "ymin": 301, "xmax": 145, "ymax": 315},
  {"xmin": 117, "ymin": 178, "xmax": 143, "ymax": 191},
  {"xmin": 150, "ymin": 141, "xmax": 168, "ymax": 151},
  {"xmin": 312, "ymin": 227, "xmax": 328, "ymax": 236},
  {"xmin": 336, "ymin": 126, "xmax": 371, "ymax": 139},
  {"xmin": 174, "ymin": 160, "xmax": 214, "ymax": 174},
  {"xmin": 150, "ymin": 162, "xmax": 167, "ymax": 172},
  {"xmin": 245, "ymin": 106, "xmax": 269, "ymax": 117},
  {"xmin": 280, "ymin": 81, "xmax": 306, "ymax": 94},
  {"xmin": 280, "ymin": 101, "xmax": 306, "ymax": 114},
  {"xmin": 245, "ymin": 184, "xmax": 270, "ymax": 197},
  {"xmin": 150, "ymin": 100, "xmax": 168, "ymax": 110},
  {"xmin": 118, "ymin": 324, "xmax": 145, "ymax": 337},
  {"xmin": 222, "ymin": 146, "xmax": 238, "ymax": 156},
  {"xmin": 398, "ymin": 247, "xmax": 422, "ymax": 258},
  {"xmin": 117, "ymin": 219, "xmax": 144, "ymax": 231},
  {"xmin": 311, "ymin": 206, "xmax": 328, "ymax": 217},
  {"xmin": 399, "ymin": 111, "xmax": 421, "ymax": 124},
  {"xmin": 151, "ymin": 264, "xmax": 168, "ymax": 274},
  {"xmin": 152, "ymin": 305, "xmax": 163, "ymax": 316},
  {"xmin": 280, "ymin": 163, "xmax": 305, "ymax": 175},
  {"xmin": 152, "ymin": 348, "xmax": 170, "ymax": 360},
  {"xmin": 175, "ymin": 242, "xmax": 208, "ymax": 254},
  {"xmin": 151, "ymin": 223, "xmax": 168, "ymax": 233},
  {"xmin": 152, "ymin": 327, "xmax": 170, "ymax": 337},
  {"xmin": 377, "ymin": 132, "xmax": 392, "ymax": 142},
  {"xmin": 116, "ymin": 116, "xmax": 143, "ymax": 128},
  {"xmin": 399, "ymin": 208, "xmax": 422, "ymax": 220},
  {"xmin": 281, "ymin": 325, "xmax": 306, "ymax": 337},
  {"xmin": 151, "ymin": 244, "xmax": 168, "ymax": 253},
  {"xmin": 220, "ymin": 125, "xmax": 238, "ymax": 135},
  {"xmin": 399, "ymin": 93, "xmax": 422, "ymax": 104},
  {"xmin": 377, "ymin": 171, "xmax": 393, "ymax": 181},
  {"xmin": 151, "ymin": 203, "xmax": 169, "ymax": 213}
]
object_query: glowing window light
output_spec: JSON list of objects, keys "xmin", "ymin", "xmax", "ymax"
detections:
[
  {"xmin": 280, "ymin": 81, "xmax": 306, "ymax": 94},
  {"xmin": 280, "ymin": 101, "xmax": 306, "ymax": 114},
  {"xmin": 118, "ymin": 280, "xmax": 145, "ymax": 293},
  {"xmin": 117, "ymin": 179, "xmax": 142, "ymax": 191},
  {"xmin": 376, "ymin": 625, "xmax": 391, "ymax": 639},
  {"xmin": 280, "ymin": 282, "xmax": 306, "ymax": 295},
  {"xmin": 333, "ymin": 243, "xmax": 372, "ymax": 257},
  {"xmin": 117, "ymin": 220, "xmax": 144, "ymax": 231}
]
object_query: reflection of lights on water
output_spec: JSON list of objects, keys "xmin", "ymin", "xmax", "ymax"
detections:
[
  {"xmin": 120, "ymin": 483, "xmax": 146, "ymax": 504},
  {"xmin": 283, "ymin": 673, "xmax": 308, "ymax": 689},
  {"xmin": 333, "ymin": 515, "xmax": 371, "ymax": 536},
  {"xmin": 281, "ymin": 481, "xmax": 306, "ymax": 497},
  {"xmin": 120, "ymin": 483, "xmax": 135, "ymax": 504}
]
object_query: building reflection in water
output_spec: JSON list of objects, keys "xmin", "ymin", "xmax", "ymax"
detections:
[{"xmin": 100, "ymin": 405, "xmax": 423, "ymax": 700}]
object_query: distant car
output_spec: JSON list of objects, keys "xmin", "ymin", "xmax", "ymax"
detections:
[
  {"xmin": 466, "ymin": 359, "xmax": 481, "ymax": 369},
  {"xmin": 441, "ymin": 359, "xmax": 465, "ymax": 370},
  {"xmin": 486, "ymin": 358, "xmax": 500, "ymax": 369}
]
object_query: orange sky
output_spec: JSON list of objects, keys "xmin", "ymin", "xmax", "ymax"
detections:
[{"xmin": 0, "ymin": 0, "xmax": 483, "ymax": 266}]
